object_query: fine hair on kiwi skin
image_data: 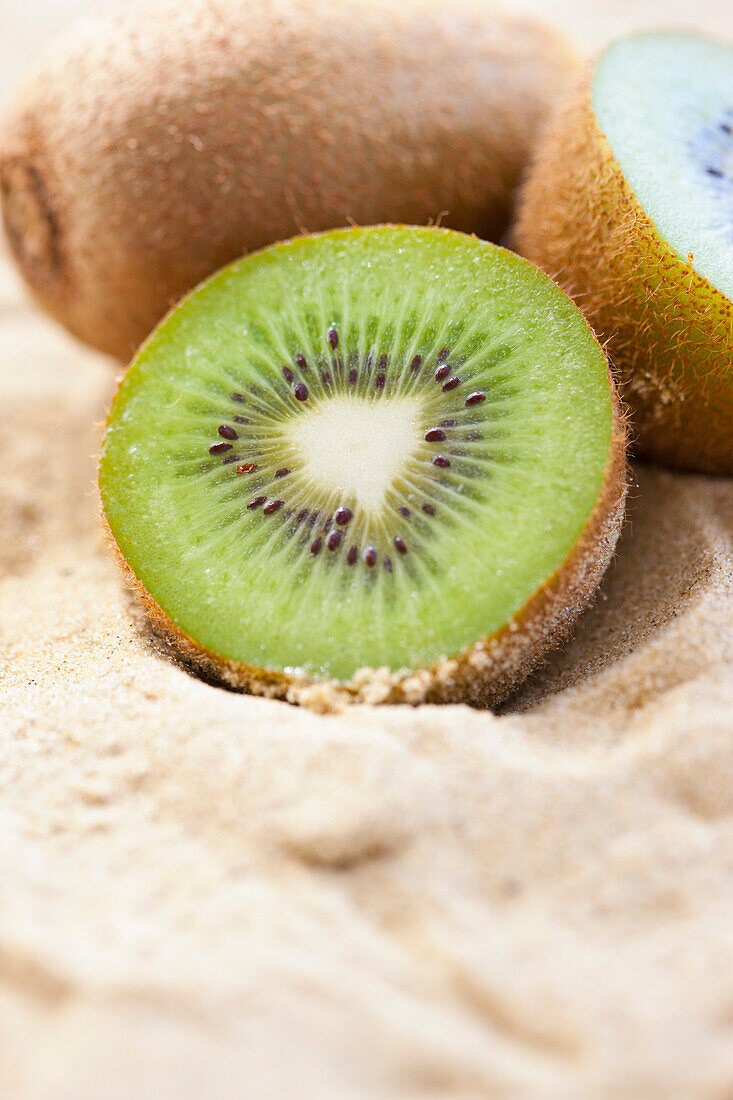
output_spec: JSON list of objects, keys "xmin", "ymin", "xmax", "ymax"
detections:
[
  {"xmin": 513, "ymin": 30, "xmax": 733, "ymax": 476},
  {"xmin": 0, "ymin": 0, "xmax": 579, "ymax": 361},
  {"xmin": 98, "ymin": 225, "xmax": 627, "ymax": 712}
]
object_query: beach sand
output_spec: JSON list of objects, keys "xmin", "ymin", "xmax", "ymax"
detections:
[{"xmin": 2, "ymin": 2, "xmax": 733, "ymax": 1096}]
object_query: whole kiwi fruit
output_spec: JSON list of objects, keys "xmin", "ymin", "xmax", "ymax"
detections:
[
  {"xmin": 99, "ymin": 225, "xmax": 626, "ymax": 709},
  {"xmin": 513, "ymin": 31, "xmax": 733, "ymax": 475},
  {"xmin": 0, "ymin": 0, "xmax": 577, "ymax": 360}
]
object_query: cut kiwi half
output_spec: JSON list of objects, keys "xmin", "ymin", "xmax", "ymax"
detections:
[
  {"xmin": 99, "ymin": 226, "xmax": 626, "ymax": 708},
  {"xmin": 514, "ymin": 31, "xmax": 733, "ymax": 475}
]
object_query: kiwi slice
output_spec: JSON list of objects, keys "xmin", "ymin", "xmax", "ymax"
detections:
[
  {"xmin": 514, "ymin": 31, "xmax": 733, "ymax": 475},
  {"xmin": 99, "ymin": 226, "xmax": 626, "ymax": 708}
]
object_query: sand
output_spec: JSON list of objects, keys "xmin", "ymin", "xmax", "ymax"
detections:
[{"xmin": 3, "ymin": 2, "xmax": 733, "ymax": 1097}]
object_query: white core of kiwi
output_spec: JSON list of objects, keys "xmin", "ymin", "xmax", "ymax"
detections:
[{"xmin": 287, "ymin": 395, "xmax": 422, "ymax": 512}]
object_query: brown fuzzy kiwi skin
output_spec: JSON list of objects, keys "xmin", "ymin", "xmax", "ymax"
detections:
[
  {"xmin": 513, "ymin": 64, "xmax": 733, "ymax": 476},
  {"xmin": 0, "ymin": 0, "xmax": 577, "ymax": 361},
  {"xmin": 100, "ymin": 372, "xmax": 627, "ymax": 714}
]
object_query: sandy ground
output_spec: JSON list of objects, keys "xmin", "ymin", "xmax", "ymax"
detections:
[{"xmin": 2, "ymin": 1, "xmax": 733, "ymax": 1097}]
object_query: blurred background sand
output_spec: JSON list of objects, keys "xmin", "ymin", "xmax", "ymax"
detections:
[{"xmin": 2, "ymin": 2, "xmax": 733, "ymax": 1098}]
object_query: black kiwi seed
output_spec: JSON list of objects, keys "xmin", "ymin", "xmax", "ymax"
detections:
[
  {"xmin": 295, "ymin": 353, "xmax": 308, "ymax": 371},
  {"xmin": 364, "ymin": 546, "xmax": 377, "ymax": 567},
  {"xmin": 465, "ymin": 391, "xmax": 486, "ymax": 406},
  {"xmin": 432, "ymin": 455, "xmax": 451, "ymax": 468},
  {"xmin": 425, "ymin": 428, "xmax": 446, "ymax": 442},
  {"xmin": 275, "ymin": 467, "xmax": 290, "ymax": 478},
  {"xmin": 437, "ymin": 347, "xmax": 450, "ymax": 362},
  {"xmin": 442, "ymin": 377, "xmax": 460, "ymax": 391},
  {"xmin": 230, "ymin": 392, "xmax": 246, "ymax": 402},
  {"xmin": 410, "ymin": 355, "xmax": 422, "ymax": 371},
  {"xmin": 334, "ymin": 506, "xmax": 352, "ymax": 525},
  {"xmin": 348, "ymin": 369, "xmax": 358, "ymax": 385},
  {"xmin": 218, "ymin": 424, "xmax": 238, "ymax": 439},
  {"xmin": 394, "ymin": 536, "xmax": 407, "ymax": 555},
  {"xmin": 237, "ymin": 462, "xmax": 257, "ymax": 474},
  {"xmin": 263, "ymin": 499, "xmax": 283, "ymax": 514},
  {"xmin": 293, "ymin": 383, "xmax": 309, "ymax": 401},
  {"xmin": 383, "ymin": 557, "xmax": 393, "ymax": 573},
  {"xmin": 327, "ymin": 530, "xmax": 342, "ymax": 550},
  {"xmin": 282, "ymin": 366, "xmax": 294, "ymax": 383},
  {"xmin": 375, "ymin": 372, "xmax": 386, "ymax": 389},
  {"xmin": 327, "ymin": 326, "xmax": 339, "ymax": 349},
  {"xmin": 247, "ymin": 496, "xmax": 266, "ymax": 509},
  {"xmin": 310, "ymin": 536, "xmax": 322, "ymax": 555},
  {"xmin": 435, "ymin": 364, "xmax": 450, "ymax": 381},
  {"xmin": 422, "ymin": 503, "xmax": 436, "ymax": 516},
  {"xmin": 346, "ymin": 546, "xmax": 358, "ymax": 565},
  {"xmin": 399, "ymin": 506, "xmax": 410, "ymax": 517},
  {"xmin": 210, "ymin": 441, "xmax": 232, "ymax": 454}
]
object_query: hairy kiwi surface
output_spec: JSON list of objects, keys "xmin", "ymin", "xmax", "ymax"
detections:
[
  {"xmin": 0, "ymin": 0, "xmax": 577, "ymax": 360},
  {"xmin": 99, "ymin": 226, "xmax": 626, "ymax": 709},
  {"xmin": 514, "ymin": 31, "xmax": 733, "ymax": 475}
]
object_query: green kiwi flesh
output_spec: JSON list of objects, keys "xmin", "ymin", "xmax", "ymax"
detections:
[{"xmin": 99, "ymin": 226, "xmax": 623, "ymax": 704}]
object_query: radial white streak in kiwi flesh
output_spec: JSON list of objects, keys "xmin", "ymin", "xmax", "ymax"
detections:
[{"xmin": 286, "ymin": 394, "xmax": 423, "ymax": 513}]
